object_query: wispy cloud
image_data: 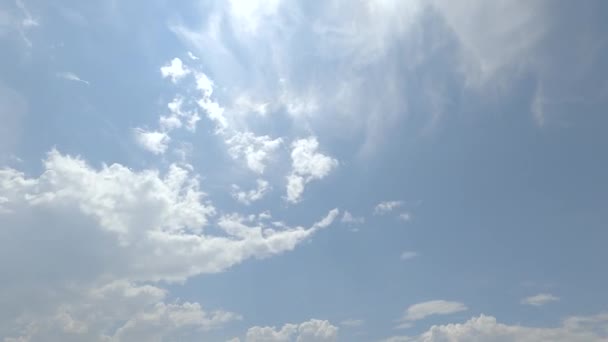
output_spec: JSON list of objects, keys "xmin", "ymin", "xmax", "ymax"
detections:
[
  {"xmin": 400, "ymin": 251, "xmax": 419, "ymax": 261},
  {"xmin": 521, "ymin": 293, "xmax": 559, "ymax": 306},
  {"xmin": 341, "ymin": 211, "xmax": 365, "ymax": 225},
  {"xmin": 396, "ymin": 300, "xmax": 468, "ymax": 329},
  {"xmin": 56, "ymin": 72, "xmax": 90, "ymax": 86}
]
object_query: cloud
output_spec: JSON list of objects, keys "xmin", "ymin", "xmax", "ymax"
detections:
[
  {"xmin": 286, "ymin": 137, "xmax": 338, "ymax": 203},
  {"xmin": 400, "ymin": 251, "xmax": 419, "ymax": 261},
  {"xmin": 170, "ymin": 0, "xmax": 425, "ymax": 155},
  {"xmin": 3, "ymin": 281, "xmax": 241, "ymax": 341},
  {"xmin": 382, "ymin": 313, "xmax": 608, "ymax": 342},
  {"xmin": 0, "ymin": 150, "xmax": 340, "ymax": 339},
  {"xmin": 521, "ymin": 293, "xmax": 560, "ymax": 307},
  {"xmin": 232, "ymin": 179, "xmax": 271, "ymax": 205},
  {"xmin": 56, "ymin": 72, "xmax": 90, "ymax": 86},
  {"xmin": 187, "ymin": 51, "xmax": 199, "ymax": 60},
  {"xmin": 161, "ymin": 96, "xmax": 200, "ymax": 133},
  {"xmin": 161, "ymin": 57, "xmax": 191, "ymax": 83},
  {"xmin": 341, "ymin": 211, "xmax": 364, "ymax": 225},
  {"xmin": 134, "ymin": 128, "xmax": 171, "ymax": 154},
  {"xmin": 374, "ymin": 201, "xmax": 403, "ymax": 215},
  {"xmin": 226, "ymin": 132, "xmax": 283, "ymax": 174},
  {"xmin": 16, "ymin": 0, "xmax": 38, "ymax": 28},
  {"xmin": 397, "ymin": 300, "xmax": 468, "ymax": 329},
  {"xmin": 245, "ymin": 319, "xmax": 338, "ymax": 342},
  {"xmin": 398, "ymin": 212, "xmax": 411, "ymax": 222}
]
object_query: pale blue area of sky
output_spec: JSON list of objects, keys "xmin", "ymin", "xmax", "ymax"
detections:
[{"xmin": 1, "ymin": 0, "xmax": 607, "ymax": 341}]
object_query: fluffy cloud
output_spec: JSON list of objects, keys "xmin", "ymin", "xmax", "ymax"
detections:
[
  {"xmin": 374, "ymin": 201, "xmax": 403, "ymax": 215},
  {"xmin": 226, "ymin": 132, "xmax": 283, "ymax": 174},
  {"xmin": 160, "ymin": 57, "xmax": 191, "ymax": 83},
  {"xmin": 3, "ymin": 281, "xmax": 241, "ymax": 342},
  {"xmin": 232, "ymin": 179, "xmax": 271, "ymax": 205},
  {"xmin": 244, "ymin": 319, "xmax": 338, "ymax": 342},
  {"xmin": 521, "ymin": 293, "xmax": 560, "ymax": 307},
  {"xmin": 382, "ymin": 313, "xmax": 608, "ymax": 342},
  {"xmin": 133, "ymin": 128, "xmax": 171, "ymax": 154},
  {"xmin": 286, "ymin": 137, "xmax": 338, "ymax": 203},
  {"xmin": 0, "ymin": 150, "xmax": 339, "ymax": 340},
  {"xmin": 160, "ymin": 96, "xmax": 200, "ymax": 133},
  {"xmin": 397, "ymin": 300, "xmax": 468, "ymax": 329}
]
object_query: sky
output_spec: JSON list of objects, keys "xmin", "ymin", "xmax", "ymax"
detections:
[{"xmin": 1, "ymin": 0, "xmax": 608, "ymax": 341}]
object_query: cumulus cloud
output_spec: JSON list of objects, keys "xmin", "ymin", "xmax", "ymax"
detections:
[
  {"xmin": 226, "ymin": 132, "xmax": 283, "ymax": 174},
  {"xmin": 374, "ymin": 201, "xmax": 403, "ymax": 215},
  {"xmin": 397, "ymin": 300, "xmax": 468, "ymax": 329},
  {"xmin": 3, "ymin": 281, "xmax": 241, "ymax": 341},
  {"xmin": 521, "ymin": 293, "xmax": 560, "ymax": 307},
  {"xmin": 382, "ymin": 313, "xmax": 608, "ymax": 342},
  {"xmin": 56, "ymin": 71, "xmax": 90, "ymax": 86},
  {"xmin": 161, "ymin": 57, "xmax": 191, "ymax": 83},
  {"xmin": 245, "ymin": 319, "xmax": 338, "ymax": 342},
  {"xmin": 134, "ymin": 128, "xmax": 171, "ymax": 154},
  {"xmin": 286, "ymin": 137, "xmax": 338, "ymax": 203},
  {"xmin": 232, "ymin": 179, "xmax": 271, "ymax": 205},
  {"xmin": 0, "ymin": 150, "xmax": 340, "ymax": 339}
]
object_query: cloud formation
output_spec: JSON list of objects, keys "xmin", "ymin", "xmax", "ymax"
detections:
[
  {"xmin": 242, "ymin": 319, "xmax": 338, "ymax": 342},
  {"xmin": 374, "ymin": 201, "xmax": 404, "ymax": 215},
  {"xmin": 0, "ymin": 150, "xmax": 339, "ymax": 340},
  {"xmin": 521, "ymin": 293, "xmax": 560, "ymax": 307},
  {"xmin": 383, "ymin": 313, "xmax": 608, "ymax": 342},
  {"xmin": 286, "ymin": 137, "xmax": 338, "ymax": 203},
  {"xmin": 232, "ymin": 179, "xmax": 271, "ymax": 205},
  {"xmin": 397, "ymin": 300, "xmax": 468, "ymax": 329}
]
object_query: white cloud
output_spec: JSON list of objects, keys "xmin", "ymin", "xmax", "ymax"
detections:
[
  {"xmin": 161, "ymin": 57, "xmax": 191, "ymax": 83},
  {"xmin": 56, "ymin": 72, "xmax": 90, "ymax": 86},
  {"xmin": 341, "ymin": 211, "xmax": 365, "ymax": 225},
  {"xmin": 161, "ymin": 96, "xmax": 200, "ymax": 132},
  {"xmin": 374, "ymin": 201, "xmax": 403, "ymax": 215},
  {"xmin": 382, "ymin": 313, "xmax": 608, "ymax": 342},
  {"xmin": 521, "ymin": 293, "xmax": 560, "ymax": 307},
  {"xmin": 286, "ymin": 137, "xmax": 338, "ymax": 203},
  {"xmin": 189, "ymin": 69, "xmax": 284, "ymax": 174},
  {"xmin": 187, "ymin": 51, "xmax": 199, "ymax": 60},
  {"xmin": 171, "ymin": 1, "xmax": 423, "ymax": 155},
  {"xmin": 226, "ymin": 132, "xmax": 283, "ymax": 174},
  {"xmin": 232, "ymin": 179, "xmax": 271, "ymax": 205},
  {"xmin": 134, "ymin": 128, "xmax": 171, "ymax": 154},
  {"xmin": 0, "ymin": 150, "xmax": 340, "ymax": 339},
  {"xmin": 400, "ymin": 251, "xmax": 419, "ymax": 261},
  {"xmin": 397, "ymin": 300, "xmax": 468, "ymax": 328},
  {"xmin": 3, "ymin": 281, "xmax": 241, "ymax": 341},
  {"xmin": 245, "ymin": 319, "xmax": 338, "ymax": 342}
]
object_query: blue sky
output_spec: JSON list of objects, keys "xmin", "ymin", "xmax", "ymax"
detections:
[{"xmin": 1, "ymin": 0, "xmax": 608, "ymax": 341}]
